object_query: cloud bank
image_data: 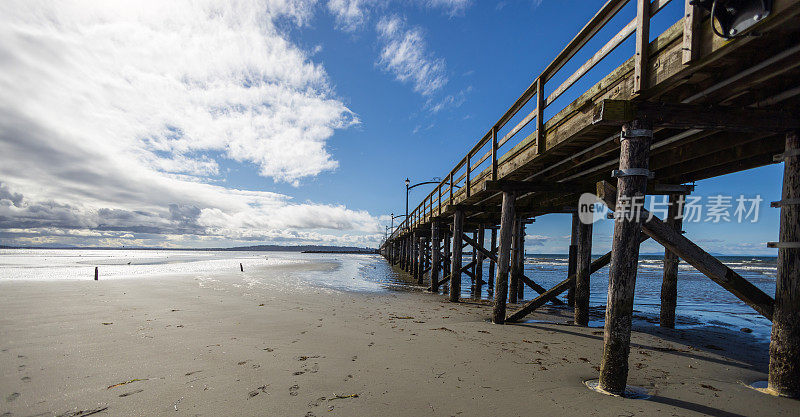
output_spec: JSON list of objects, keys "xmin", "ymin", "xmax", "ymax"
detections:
[{"xmin": 0, "ymin": 0, "xmax": 381, "ymax": 247}]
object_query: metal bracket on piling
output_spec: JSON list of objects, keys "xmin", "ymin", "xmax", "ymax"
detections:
[
  {"xmin": 611, "ymin": 168, "xmax": 654, "ymax": 179},
  {"xmin": 773, "ymin": 148, "xmax": 800, "ymax": 162},
  {"xmin": 771, "ymin": 199, "xmax": 800, "ymax": 207},
  {"xmin": 767, "ymin": 242, "xmax": 800, "ymax": 249}
]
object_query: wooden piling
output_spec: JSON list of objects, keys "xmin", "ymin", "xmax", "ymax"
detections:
[
  {"xmin": 431, "ymin": 222, "xmax": 441, "ymax": 293},
  {"xmin": 450, "ymin": 210, "xmax": 464, "ymax": 302},
  {"xmin": 514, "ymin": 218, "xmax": 526, "ymax": 301},
  {"xmin": 509, "ymin": 217, "xmax": 522, "ymax": 303},
  {"xmin": 489, "ymin": 227, "xmax": 497, "ymax": 296},
  {"xmin": 492, "ymin": 191, "xmax": 515, "ymax": 324},
  {"xmin": 567, "ymin": 213, "xmax": 579, "ymax": 307},
  {"xmin": 94, "ymin": 266, "xmax": 98, "ymax": 281},
  {"xmin": 768, "ymin": 130, "xmax": 800, "ymax": 398},
  {"xmin": 599, "ymin": 119, "xmax": 652, "ymax": 395},
  {"xmin": 475, "ymin": 226, "xmax": 485, "ymax": 298},
  {"xmin": 574, "ymin": 219, "xmax": 593, "ymax": 326},
  {"xmin": 240, "ymin": 263, "xmax": 244, "ymax": 272},
  {"xmin": 660, "ymin": 194, "xmax": 684, "ymax": 328},
  {"xmin": 444, "ymin": 230, "xmax": 451, "ymax": 294},
  {"xmin": 418, "ymin": 236, "xmax": 425, "ymax": 285},
  {"xmin": 471, "ymin": 230, "xmax": 479, "ymax": 298}
]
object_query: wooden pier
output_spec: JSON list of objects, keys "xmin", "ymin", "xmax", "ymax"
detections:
[{"xmin": 381, "ymin": 0, "xmax": 800, "ymax": 398}]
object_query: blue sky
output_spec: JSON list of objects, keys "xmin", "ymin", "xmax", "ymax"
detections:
[{"xmin": 0, "ymin": 0, "xmax": 783, "ymax": 254}]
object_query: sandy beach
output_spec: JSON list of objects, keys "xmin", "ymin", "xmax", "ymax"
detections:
[{"xmin": 1, "ymin": 265, "xmax": 797, "ymax": 417}]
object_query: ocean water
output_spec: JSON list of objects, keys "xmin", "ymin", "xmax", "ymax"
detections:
[
  {"xmin": 455, "ymin": 253, "xmax": 777, "ymax": 340},
  {"xmin": 0, "ymin": 249, "xmax": 777, "ymax": 340}
]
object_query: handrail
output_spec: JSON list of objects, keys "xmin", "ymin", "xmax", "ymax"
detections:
[{"xmin": 390, "ymin": 0, "xmax": 677, "ymax": 238}]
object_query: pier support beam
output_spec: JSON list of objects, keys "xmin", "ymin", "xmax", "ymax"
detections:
[
  {"xmin": 489, "ymin": 227, "xmax": 497, "ymax": 297},
  {"xmin": 475, "ymin": 226, "xmax": 485, "ymax": 299},
  {"xmin": 431, "ymin": 222, "xmax": 441, "ymax": 293},
  {"xmin": 660, "ymin": 194, "xmax": 684, "ymax": 328},
  {"xmin": 471, "ymin": 230, "xmax": 479, "ymax": 298},
  {"xmin": 769, "ymin": 130, "xmax": 800, "ymax": 398},
  {"xmin": 509, "ymin": 217, "xmax": 522, "ymax": 303},
  {"xmin": 574, "ymin": 218, "xmax": 593, "ymax": 326},
  {"xmin": 418, "ymin": 236, "xmax": 426, "ymax": 285},
  {"xmin": 567, "ymin": 214, "xmax": 579, "ymax": 307},
  {"xmin": 444, "ymin": 230, "xmax": 451, "ymax": 294},
  {"xmin": 599, "ymin": 120, "xmax": 652, "ymax": 395},
  {"xmin": 450, "ymin": 210, "xmax": 464, "ymax": 302},
  {"xmin": 492, "ymin": 191, "xmax": 516, "ymax": 324}
]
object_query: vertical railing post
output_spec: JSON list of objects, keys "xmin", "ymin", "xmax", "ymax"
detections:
[
  {"xmin": 491, "ymin": 127, "xmax": 498, "ymax": 181},
  {"xmin": 449, "ymin": 172, "xmax": 454, "ymax": 202},
  {"xmin": 466, "ymin": 154, "xmax": 472, "ymax": 198},
  {"xmin": 633, "ymin": 0, "xmax": 651, "ymax": 94},
  {"xmin": 536, "ymin": 77, "xmax": 545, "ymax": 153},
  {"xmin": 682, "ymin": 0, "xmax": 701, "ymax": 65}
]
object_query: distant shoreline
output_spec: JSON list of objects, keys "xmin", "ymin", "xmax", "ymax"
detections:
[{"xmin": 0, "ymin": 245, "xmax": 378, "ymax": 253}]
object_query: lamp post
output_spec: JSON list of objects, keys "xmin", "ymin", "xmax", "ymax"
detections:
[{"xmin": 405, "ymin": 178, "xmax": 441, "ymax": 228}]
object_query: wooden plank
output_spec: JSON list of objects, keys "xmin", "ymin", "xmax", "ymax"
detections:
[
  {"xmin": 483, "ymin": 180, "xmax": 588, "ymax": 193},
  {"xmin": 597, "ymin": 180, "xmax": 775, "ymax": 320}
]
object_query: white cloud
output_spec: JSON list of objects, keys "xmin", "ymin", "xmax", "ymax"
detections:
[
  {"xmin": 0, "ymin": 0, "xmax": 383, "ymax": 247},
  {"xmin": 327, "ymin": 0, "xmax": 370, "ymax": 31},
  {"xmin": 376, "ymin": 15, "xmax": 448, "ymax": 96}
]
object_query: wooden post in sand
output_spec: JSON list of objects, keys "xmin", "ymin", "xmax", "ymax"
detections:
[
  {"xmin": 567, "ymin": 213, "xmax": 579, "ymax": 307},
  {"xmin": 488, "ymin": 227, "xmax": 497, "ymax": 296},
  {"xmin": 660, "ymin": 194, "xmax": 684, "ymax": 328},
  {"xmin": 470, "ymin": 230, "xmax": 478, "ymax": 297},
  {"xmin": 769, "ymin": 130, "xmax": 800, "ymax": 398},
  {"xmin": 443, "ymin": 230, "xmax": 451, "ymax": 294},
  {"xmin": 94, "ymin": 266, "xmax": 98, "ymax": 281},
  {"xmin": 413, "ymin": 233, "xmax": 420, "ymax": 282},
  {"xmin": 574, "ymin": 218, "xmax": 593, "ymax": 326},
  {"xmin": 599, "ymin": 120, "xmax": 652, "ymax": 395},
  {"xmin": 431, "ymin": 222, "xmax": 441, "ymax": 293},
  {"xmin": 509, "ymin": 217, "xmax": 521, "ymax": 303},
  {"xmin": 492, "ymin": 191, "xmax": 515, "ymax": 323},
  {"xmin": 512, "ymin": 218, "xmax": 526, "ymax": 301},
  {"xmin": 449, "ymin": 209, "xmax": 464, "ymax": 302},
  {"xmin": 475, "ymin": 226, "xmax": 485, "ymax": 298},
  {"xmin": 240, "ymin": 263, "xmax": 244, "ymax": 272},
  {"xmin": 418, "ymin": 236, "xmax": 425, "ymax": 285}
]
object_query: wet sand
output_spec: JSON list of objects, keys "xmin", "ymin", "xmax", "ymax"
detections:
[{"xmin": 1, "ymin": 273, "xmax": 797, "ymax": 416}]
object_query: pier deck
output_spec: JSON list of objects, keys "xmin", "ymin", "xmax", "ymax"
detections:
[{"xmin": 382, "ymin": 0, "xmax": 800, "ymax": 398}]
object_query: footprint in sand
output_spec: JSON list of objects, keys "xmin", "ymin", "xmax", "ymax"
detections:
[
  {"xmin": 6, "ymin": 392, "xmax": 19, "ymax": 402},
  {"xmin": 289, "ymin": 385, "xmax": 300, "ymax": 396},
  {"xmin": 21, "ymin": 376, "xmax": 31, "ymax": 382}
]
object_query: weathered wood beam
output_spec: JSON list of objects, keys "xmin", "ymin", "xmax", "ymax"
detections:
[
  {"xmin": 483, "ymin": 180, "xmax": 587, "ymax": 193},
  {"xmin": 426, "ymin": 260, "xmax": 476, "ymax": 291},
  {"xmin": 597, "ymin": 180, "xmax": 775, "ymax": 320},
  {"xmin": 450, "ymin": 210, "xmax": 464, "ymax": 302},
  {"xmin": 768, "ymin": 130, "xmax": 800, "ymax": 398},
  {"xmin": 492, "ymin": 191, "xmax": 516, "ymax": 324},
  {"xmin": 599, "ymin": 120, "xmax": 653, "ymax": 395},
  {"xmin": 660, "ymin": 194, "xmax": 684, "ymax": 328},
  {"xmin": 593, "ymin": 99, "xmax": 800, "ymax": 132}
]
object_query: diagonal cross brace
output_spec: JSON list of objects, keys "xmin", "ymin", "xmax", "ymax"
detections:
[{"xmin": 597, "ymin": 180, "xmax": 774, "ymax": 320}]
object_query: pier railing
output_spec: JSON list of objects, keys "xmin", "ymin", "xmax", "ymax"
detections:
[{"xmin": 388, "ymin": 0, "xmax": 682, "ymax": 240}]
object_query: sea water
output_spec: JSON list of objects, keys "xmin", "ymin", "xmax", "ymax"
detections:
[{"xmin": 0, "ymin": 249, "xmax": 777, "ymax": 340}]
